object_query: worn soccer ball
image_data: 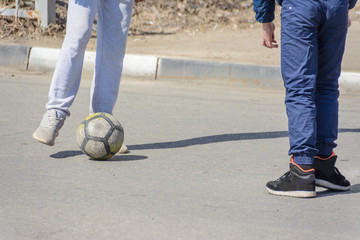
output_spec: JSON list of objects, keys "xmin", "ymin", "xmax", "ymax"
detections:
[{"xmin": 76, "ymin": 113, "xmax": 124, "ymax": 160}]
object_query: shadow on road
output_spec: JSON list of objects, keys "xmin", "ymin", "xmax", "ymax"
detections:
[
  {"xmin": 128, "ymin": 128, "xmax": 360, "ymax": 150},
  {"xmin": 89, "ymin": 154, "xmax": 148, "ymax": 162},
  {"xmin": 317, "ymin": 183, "xmax": 360, "ymax": 198},
  {"xmin": 50, "ymin": 150, "xmax": 148, "ymax": 162},
  {"xmin": 50, "ymin": 150, "xmax": 84, "ymax": 158},
  {"xmin": 129, "ymin": 31, "xmax": 175, "ymax": 36}
]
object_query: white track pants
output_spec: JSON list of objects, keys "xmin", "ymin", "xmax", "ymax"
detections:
[{"xmin": 46, "ymin": 0, "xmax": 134, "ymax": 116}]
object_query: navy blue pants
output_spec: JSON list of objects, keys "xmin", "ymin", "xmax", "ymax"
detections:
[{"xmin": 280, "ymin": 0, "xmax": 349, "ymax": 165}]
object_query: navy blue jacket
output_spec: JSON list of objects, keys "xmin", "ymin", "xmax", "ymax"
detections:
[{"xmin": 254, "ymin": 0, "xmax": 358, "ymax": 22}]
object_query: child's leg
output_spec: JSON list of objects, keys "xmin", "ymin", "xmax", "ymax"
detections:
[
  {"xmin": 315, "ymin": 1, "xmax": 348, "ymax": 156},
  {"xmin": 47, "ymin": 0, "xmax": 99, "ymax": 116},
  {"xmin": 281, "ymin": 0, "xmax": 321, "ymax": 165},
  {"xmin": 89, "ymin": 0, "xmax": 134, "ymax": 114},
  {"xmin": 33, "ymin": 0, "xmax": 99, "ymax": 146}
]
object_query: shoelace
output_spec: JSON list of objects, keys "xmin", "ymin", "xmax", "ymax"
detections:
[
  {"xmin": 276, "ymin": 171, "xmax": 291, "ymax": 182},
  {"xmin": 333, "ymin": 167, "xmax": 346, "ymax": 180},
  {"xmin": 45, "ymin": 113, "xmax": 63, "ymax": 131}
]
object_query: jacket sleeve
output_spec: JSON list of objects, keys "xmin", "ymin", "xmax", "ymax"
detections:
[
  {"xmin": 253, "ymin": 0, "xmax": 276, "ymax": 23},
  {"xmin": 349, "ymin": 0, "xmax": 358, "ymax": 9}
]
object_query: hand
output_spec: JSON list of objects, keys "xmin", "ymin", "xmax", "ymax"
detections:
[
  {"xmin": 261, "ymin": 22, "xmax": 278, "ymax": 48},
  {"xmin": 348, "ymin": 14, "xmax": 351, "ymax": 29}
]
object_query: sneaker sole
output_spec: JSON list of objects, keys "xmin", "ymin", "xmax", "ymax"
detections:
[
  {"xmin": 117, "ymin": 144, "xmax": 129, "ymax": 154},
  {"xmin": 266, "ymin": 186, "xmax": 316, "ymax": 198},
  {"xmin": 315, "ymin": 179, "xmax": 351, "ymax": 191},
  {"xmin": 32, "ymin": 133, "xmax": 55, "ymax": 146}
]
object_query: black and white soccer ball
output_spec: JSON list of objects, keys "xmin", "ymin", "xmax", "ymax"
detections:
[{"xmin": 76, "ymin": 113, "xmax": 124, "ymax": 160}]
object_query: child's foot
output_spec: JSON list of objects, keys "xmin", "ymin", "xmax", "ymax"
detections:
[
  {"xmin": 118, "ymin": 144, "xmax": 129, "ymax": 154},
  {"xmin": 32, "ymin": 109, "xmax": 66, "ymax": 146},
  {"xmin": 314, "ymin": 153, "xmax": 351, "ymax": 191},
  {"xmin": 266, "ymin": 158, "xmax": 316, "ymax": 198}
]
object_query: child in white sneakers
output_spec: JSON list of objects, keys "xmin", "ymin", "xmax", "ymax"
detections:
[{"xmin": 33, "ymin": 0, "xmax": 144, "ymax": 152}]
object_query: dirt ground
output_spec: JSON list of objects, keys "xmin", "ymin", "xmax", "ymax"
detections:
[{"xmin": 0, "ymin": 1, "xmax": 359, "ymax": 71}]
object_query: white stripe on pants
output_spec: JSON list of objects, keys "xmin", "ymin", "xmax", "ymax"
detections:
[{"xmin": 46, "ymin": 0, "xmax": 134, "ymax": 116}]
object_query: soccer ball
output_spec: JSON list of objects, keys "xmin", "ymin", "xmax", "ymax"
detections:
[{"xmin": 76, "ymin": 112, "xmax": 124, "ymax": 160}]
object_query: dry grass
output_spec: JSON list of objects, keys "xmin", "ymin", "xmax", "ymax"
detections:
[
  {"xmin": 1, "ymin": 0, "xmax": 358, "ymax": 41},
  {"xmin": 0, "ymin": 0, "xmax": 255, "ymax": 40}
]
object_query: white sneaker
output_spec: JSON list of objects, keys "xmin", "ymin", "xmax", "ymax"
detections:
[
  {"xmin": 118, "ymin": 144, "xmax": 129, "ymax": 154},
  {"xmin": 32, "ymin": 109, "xmax": 66, "ymax": 146}
]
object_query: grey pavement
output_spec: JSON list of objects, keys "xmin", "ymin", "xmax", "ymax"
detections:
[{"xmin": 1, "ymin": 71, "xmax": 360, "ymax": 239}]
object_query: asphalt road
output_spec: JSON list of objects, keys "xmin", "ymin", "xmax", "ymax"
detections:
[{"xmin": 1, "ymin": 71, "xmax": 360, "ymax": 240}]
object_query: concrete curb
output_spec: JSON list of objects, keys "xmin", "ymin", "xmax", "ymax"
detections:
[
  {"xmin": 28, "ymin": 47, "xmax": 60, "ymax": 71},
  {"xmin": 0, "ymin": 44, "xmax": 31, "ymax": 70},
  {"xmin": 338, "ymin": 72, "xmax": 360, "ymax": 90},
  {"xmin": 28, "ymin": 47, "xmax": 158, "ymax": 79},
  {"xmin": 157, "ymin": 58, "xmax": 283, "ymax": 88},
  {"xmin": 2, "ymin": 44, "xmax": 360, "ymax": 90},
  {"xmin": 156, "ymin": 58, "xmax": 360, "ymax": 91}
]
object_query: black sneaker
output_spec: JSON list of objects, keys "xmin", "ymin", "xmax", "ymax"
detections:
[
  {"xmin": 266, "ymin": 160, "xmax": 316, "ymax": 198},
  {"xmin": 314, "ymin": 153, "xmax": 351, "ymax": 191}
]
